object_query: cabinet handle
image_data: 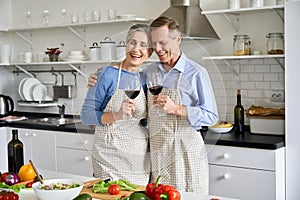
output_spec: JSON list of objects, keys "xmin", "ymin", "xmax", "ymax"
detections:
[
  {"xmin": 223, "ymin": 173, "xmax": 230, "ymax": 179},
  {"xmin": 222, "ymin": 153, "xmax": 229, "ymax": 159},
  {"xmin": 84, "ymin": 156, "xmax": 90, "ymax": 161}
]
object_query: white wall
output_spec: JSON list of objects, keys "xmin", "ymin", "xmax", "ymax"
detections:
[
  {"xmin": 0, "ymin": 0, "xmax": 285, "ymax": 122},
  {"xmin": 285, "ymin": 1, "xmax": 300, "ymax": 199}
]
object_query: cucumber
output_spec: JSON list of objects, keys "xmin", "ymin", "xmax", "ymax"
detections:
[{"xmin": 73, "ymin": 193, "xmax": 92, "ymax": 200}]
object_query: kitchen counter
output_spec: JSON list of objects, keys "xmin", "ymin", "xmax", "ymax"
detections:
[
  {"xmin": 1, "ymin": 111, "xmax": 284, "ymax": 149},
  {"xmin": 17, "ymin": 169, "xmax": 239, "ymax": 200},
  {"xmin": 203, "ymin": 126, "xmax": 284, "ymax": 149}
]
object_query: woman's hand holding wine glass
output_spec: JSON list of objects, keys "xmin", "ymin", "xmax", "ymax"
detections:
[{"xmin": 123, "ymin": 75, "xmax": 141, "ymax": 119}]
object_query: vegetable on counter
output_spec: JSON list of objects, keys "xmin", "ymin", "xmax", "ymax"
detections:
[
  {"xmin": 145, "ymin": 176, "xmax": 163, "ymax": 199},
  {"xmin": 18, "ymin": 164, "xmax": 36, "ymax": 181},
  {"xmin": 73, "ymin": 193, "xmax": 92, "ymax": 200},
  {"xmin": 0, "ymin": 190, "xmax": 19, "ymax": 200},
  {"xmin": 154, "ymin": 185, "xmax": 181, "ymax": 200},
  {"xmin": 145, "ymin": 176, "xmax": 181, "ymax": 200},
  {"xmin": 0, "ymin": 181, "xmax": 26, "ymax": 193},
  {"xmin": 4, "ymin": 174, "xmax": 20, "ymax": 186},
  {"xmin": 93, "ymin": 179, "xmax": 139, "ymax": 194},
  {"xmin": 116, "ymin": 191, "xmax": 151, "ymax": 200},
  {"xmin": 108, "ymin": 184, "xmax": 121, "ymax": 195}
]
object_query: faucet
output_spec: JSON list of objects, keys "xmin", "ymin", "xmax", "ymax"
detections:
[{"xmin": 57, "ymin": 104, "xmax": 66, "ymax": 119}]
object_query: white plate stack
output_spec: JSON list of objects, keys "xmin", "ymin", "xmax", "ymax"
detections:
[
  {"xmin": 19, "ymin": 77, "xmax": 50, "ymax": 102},
  {"xmin": 66, "ymin": 50, "xmax": 85, "ymax": 62}
]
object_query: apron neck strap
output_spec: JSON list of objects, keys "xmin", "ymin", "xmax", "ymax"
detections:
[{"xmin": 116, "ymin": 62, "xmax": 123, "ymax": 89}]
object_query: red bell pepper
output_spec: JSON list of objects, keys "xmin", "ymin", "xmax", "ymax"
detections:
[
  {"xmin": 154, "ymin": 185, "xmax": 181, "ymax": 200},
  {"xmin": 145, "ymin": 176, "xmax": 163, "ymax": 200}
]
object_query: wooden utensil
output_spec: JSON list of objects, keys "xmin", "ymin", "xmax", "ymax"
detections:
[{"xmin": 29, "ymin": 160, "xmax": 43, "ymax": 184}]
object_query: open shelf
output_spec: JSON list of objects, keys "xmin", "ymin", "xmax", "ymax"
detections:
[
  {"xmin": 8, "ymin": 17, "xmax": 151, "ymax": 32},
  {"xmin": 202, "ymin": 54, "xmax": 284, "ymax": 60},
  {"xmin": 202, "ymin": 5, "xmax": 284, "ymax": 15}
]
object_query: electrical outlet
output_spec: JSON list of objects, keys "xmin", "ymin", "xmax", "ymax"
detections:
[{"xmin": 271, "ymin": 90, "xmax": 285, "ymax": 102}]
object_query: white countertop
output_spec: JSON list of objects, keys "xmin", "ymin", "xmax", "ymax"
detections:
[{"xmin": 17, "ymin": 169, "xmax": 239, "ymax": 200}]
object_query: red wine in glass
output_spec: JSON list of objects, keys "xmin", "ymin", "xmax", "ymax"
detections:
[
  {"xmin": 149, "ymin": 85, "xmax": 163, "ymax": 95},
  {"xmin": 125, "ymin": 90, "xmax": 140, "ymax": 99}
]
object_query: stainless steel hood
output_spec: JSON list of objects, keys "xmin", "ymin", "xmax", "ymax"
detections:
[{"xmin": 160, "ymin": 0, "xmax": 219, "ymax": 40}]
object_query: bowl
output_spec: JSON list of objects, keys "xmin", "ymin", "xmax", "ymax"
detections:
[
  {"xmin": 209, "ymin": 126, "xmax": 233, "ymax": 133},
  {"xmin": 69, "ymin": 50, "xmax": 84, "ymax": 56},
  {"xmin": 32, "ymin": 179, "xmax": 83, "ymax": 200}
]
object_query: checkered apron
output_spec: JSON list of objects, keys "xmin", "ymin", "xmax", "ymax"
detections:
[
  {"xmin": 92, "ymin": 66, "xmax": 150, "ymax": 185},
  {"xmin": 147, "ymin": 73, "xmax": 208, "ymax": 193}
]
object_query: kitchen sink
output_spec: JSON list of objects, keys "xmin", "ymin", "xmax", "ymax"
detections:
[{"xmin": 24, "ymin": 117, "xmax": 81, "ymax": 126}]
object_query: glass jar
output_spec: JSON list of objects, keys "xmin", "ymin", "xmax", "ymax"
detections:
[
  {"xmin": 266, "ymin": 33, "xmax": 284, "ymax": 54},
  {"xmin": 233, "ymin": 34, "xmax": 251, "ymax": 56}
]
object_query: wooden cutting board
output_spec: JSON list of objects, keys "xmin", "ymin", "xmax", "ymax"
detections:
[{"xmin": 80, "ymin": 179, "xmax": 146, "ymax": 200}]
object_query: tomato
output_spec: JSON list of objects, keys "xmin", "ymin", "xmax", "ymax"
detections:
[
  {"xmin": 1, "ymin": 172, "xmax": 8, "ymax": 180},
  {"xmin": 108, "ymin": 184, "xmax": 121, "ymax": 195},
  {"xmin": 11, "ymin": 194, "xmax": 19, "ymax": 200},
  {"xmin": 25, "ymin": 181, "xmax": 34, "ymax": 188},
  {"xmin": 3, "ymin": 196, "xmax": 9, "ymax": 200}
]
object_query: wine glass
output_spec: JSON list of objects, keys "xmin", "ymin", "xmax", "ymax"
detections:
[
  {"xmin": 61, "ymin": 8, "xmax": 67, "ymax": 24},
  {"xmin": 123, "ymin": 74, "xmax": 141, "ymax": 118},
  {"xmin": 42, "ymin": 9, "xmax": 50, "ymax": 26},
  {"xmin": 26, "ymin": 11, "xmax": 31, "ymax": 27},
  {"xmin": 147, "ymin": 70, "xmax": 164, "ymax": 116}
]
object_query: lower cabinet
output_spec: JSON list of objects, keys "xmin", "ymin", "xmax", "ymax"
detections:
[
  {"xmin": 206, "ymin": 144, "xmax": 285, "ymax": 200},
  {"xmin": 6, "ymin": 128, "xmax": 56, "ymax": 171},
  {"xmin": 0, "ymin": 127, "xmax": 8, "ymax": 171},
  {"xmin": 56, "ymin": 131, "xmax": 94, "ymax": 177}
]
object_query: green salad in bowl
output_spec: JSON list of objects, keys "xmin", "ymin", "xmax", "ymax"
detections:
[{"xmin": 32, "ymin": 179, "xmax": 83, "ymax": 200}]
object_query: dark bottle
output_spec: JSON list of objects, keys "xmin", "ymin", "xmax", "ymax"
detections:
[
  {"xmin": 7, "ymin": 129, "xmax": 24, "ymax": 173},
  {"xmin": 234, "ymin": 89, "xmax": 245, "ymax": 134}
]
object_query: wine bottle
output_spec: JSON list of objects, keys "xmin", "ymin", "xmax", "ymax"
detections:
[
  {"xmin": 234, "ymin": 89, "xmax": 245, "ymax": 133},
  {"xmin": 7, "ymin": 129, "xmax": 24, "ymax": 173}
]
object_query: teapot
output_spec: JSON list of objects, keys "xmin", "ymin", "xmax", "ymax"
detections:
[{"xmin": 0, "ymin": 94, "xmax": 14, "ymax": 117}]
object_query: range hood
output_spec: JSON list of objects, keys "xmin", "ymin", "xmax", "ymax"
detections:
[{"xmin": 159, "ymin": 0, "xmax": 219, "ymax": 40}]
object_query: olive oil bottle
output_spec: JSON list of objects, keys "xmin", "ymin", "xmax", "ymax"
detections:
[
  {"xmin": 7, "ymin": 129, "xmax": 24, "ymax": 173},
  {"xmin": 234, "ymin": 89, "xmax": 245, "ymax": 134}
]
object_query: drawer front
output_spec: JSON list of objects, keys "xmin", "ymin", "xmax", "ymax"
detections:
[
  {"xmin": 56, "ymin": 131, "xmax": 94, "ymax": 150},
  {"xmin": 57, "ymin": 148, "xmax": 93, "ymax": 177},
  {"xmin": 209, "ymin": 164, "xmax": 276, "ymax": 200},
  {"xmin": 206, "ymin": 145, "xmax": 275, "ymax": 170}
]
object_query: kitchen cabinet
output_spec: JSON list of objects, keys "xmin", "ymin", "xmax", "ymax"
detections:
[
  {"xmin": 56, "ymin": 131, "xmax": 94, "ymax": 177},
  {"xmin": 0, "ymin": 127, "xmax": 8, "ymax": 171},
  {"xmin": 206, "ymin": 144, "xmax": 285, "ymax": 200},
  {"xmin": 6, "ymin": 128, "xmax": 57, "ymax": 171}
]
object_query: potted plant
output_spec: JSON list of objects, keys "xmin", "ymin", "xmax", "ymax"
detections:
[{"xmin": 45, "ymin": 47, "xmax": 62, "ymax": 62}]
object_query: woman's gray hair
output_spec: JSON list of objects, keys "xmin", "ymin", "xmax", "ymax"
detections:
[{"xmin": 126, "ymin": 24, "xmax": 151, "ymax": 44}]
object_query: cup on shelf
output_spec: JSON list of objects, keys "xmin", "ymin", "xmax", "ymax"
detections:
[
  {"xmin": 251, "ymin": 0, "xmax": 264, "ymax": 7},
  {"xmin": 19, "ymin": 52, "xmax": 33, "ymax": 63},
  {"xmin": 71, "ymin": 14, "xmax": 79, "ymax": 23},
  {"xmin": 84, "ymin": 12, "xmax": 91, "ymax": 22},
  {"xmin": 92, "ymin": 9, "xmax": 101, "ymax": 21},
  {"xmin": 33, "ymin": 52, "xmax": 45, "ymax": 62},
  {"xmin": 228, "ymin": 0, "xmax": 240, "ymax": 9},
  {"xmin": 0, "ymin": 44, "xmax": 11, "ymax": 64},
  {"xmin": 107, "ymin": 9, "xmax": 116, "ymax": 20}
]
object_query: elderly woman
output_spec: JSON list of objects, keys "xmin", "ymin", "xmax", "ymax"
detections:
[{"xmin": 80, "ymin": 24, "xmax": 152, "ymax": 185}]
